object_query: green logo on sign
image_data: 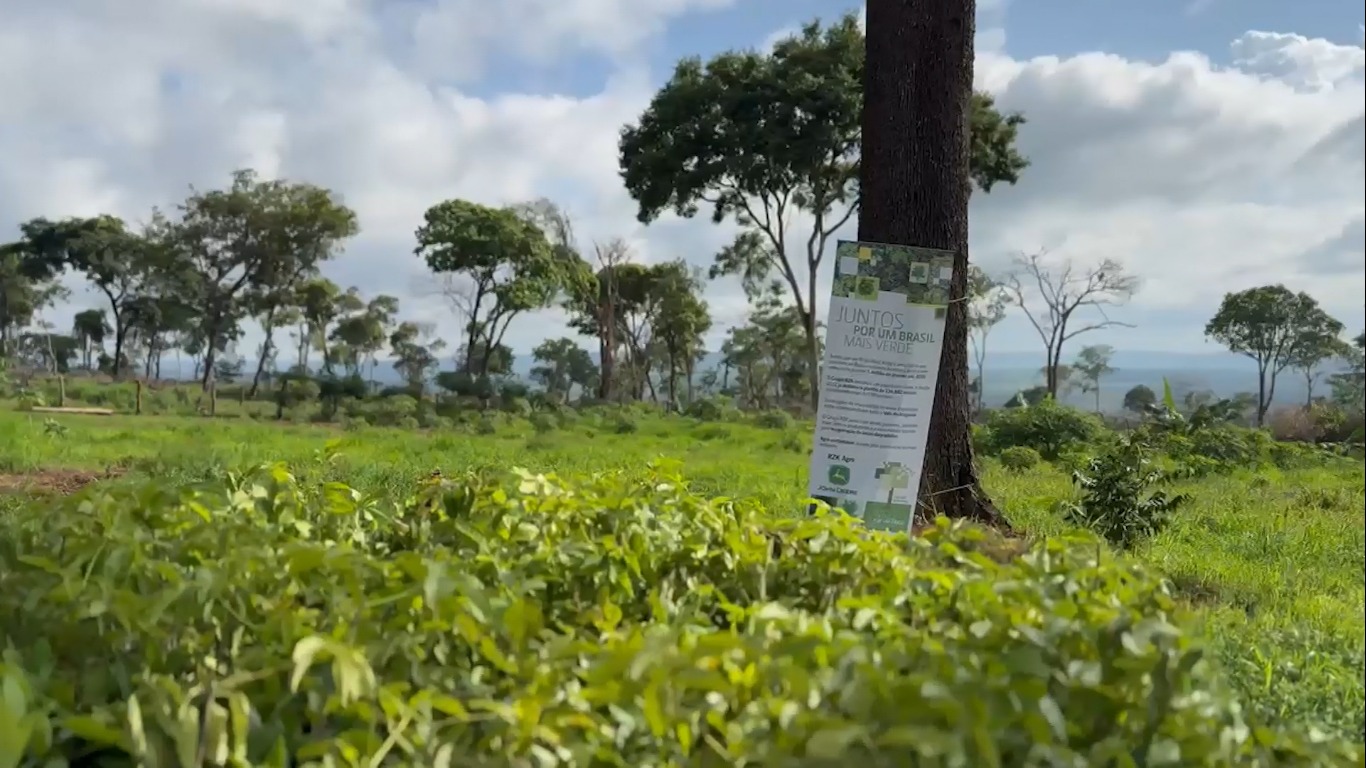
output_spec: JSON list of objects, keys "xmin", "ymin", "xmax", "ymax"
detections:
[{"xmin": 827, "ymin": 464, "xmax": 851, "ymax": 486}]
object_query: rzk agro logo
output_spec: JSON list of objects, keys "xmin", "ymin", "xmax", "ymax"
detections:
[{"xmin": 827, "ymin": 464, "xmax": 851, "ymax": 486}]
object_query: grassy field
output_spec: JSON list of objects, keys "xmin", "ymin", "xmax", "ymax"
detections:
[{"xmin": 1, "ymin": 405, "xmax": 1362, "ymax": 763}]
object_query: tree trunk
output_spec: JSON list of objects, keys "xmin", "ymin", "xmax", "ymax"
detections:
[
  {"xmin": 859, "ymin": 0, "xmax": 1007, "ymax": 528},
  {"xmin": 249, "ymin": 309, "xmax": 279, "ymax": 398},
  {"xmin": 803, "ymin": 309, "xmax": 820, "ymax": 412},
  {"xmin": 111, "ymin": 311, "xmax": 127, "ymax": 379},
  {"xmin": 249, "ymin": 334, "xmax": 274, "ymax": 398},
  {"xmin": 598, "ymin": 295, "xmax": 615, "ymax": 401},
  {"xmin": 1255, "ymin": 360, "xmax": 1268, "ymax": 426},
  {"xmin": 667, "ymin": 353, "xmax": 679, "ymax": 410},
  {"xmin": 201, "ymin": 345, "xmax": 217, "ymax": 389}
]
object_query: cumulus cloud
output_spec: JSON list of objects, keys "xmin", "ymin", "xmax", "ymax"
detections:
[
  {"xmin": 0, "ymin": 0, "xmax": 1361, "ymax": 364},
  {"xmin": 966, "ymin": 32, "xmax": 1364, "ymax": 350}
]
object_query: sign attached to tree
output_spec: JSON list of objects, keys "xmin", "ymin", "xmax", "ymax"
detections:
[{"xmin": 808, "ymin": 240, "xmax": 952, "ymax": 533}]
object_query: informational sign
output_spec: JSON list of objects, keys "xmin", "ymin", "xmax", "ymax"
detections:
[{"xmin": 808, "ymin": 240, "xmax": 953, "ymax": 533}]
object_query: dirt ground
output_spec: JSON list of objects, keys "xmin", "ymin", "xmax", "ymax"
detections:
[{"xmin": 0, "ymin": 468, "xmax": 122, "ymax": 496}]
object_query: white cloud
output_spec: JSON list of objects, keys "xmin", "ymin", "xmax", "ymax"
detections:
[
  {"xmin": 1231, "ymin": 30, "xmax": 1365, "ymax": 91},
  {"xmin": 0, "ymin": 0, "xmax": 1361, "ymax": 369}
]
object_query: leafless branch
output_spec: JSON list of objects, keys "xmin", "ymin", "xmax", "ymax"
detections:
[
  {"xmin": 1002, "ymin": 250, "xmax": 1140, "ymax": 395},
  {"xmin": 592, "ymin": 238, "xmax": 633, "ymax": 269},
  {"xmin": 1004, "ymin": 250, "xmax": 1138, "ymax": 343}
]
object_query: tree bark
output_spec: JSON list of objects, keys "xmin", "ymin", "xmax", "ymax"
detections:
[
  {"xmin": 803, "ymin": 308, "xmax": 820, "ymax": 412},
  {"xmin": 249, "ymin": 307, "xmax": 279, "ymax": 398},
  {"xmin": 860, "ymin": 0, "xmax": 1008, "ymax": 528}
]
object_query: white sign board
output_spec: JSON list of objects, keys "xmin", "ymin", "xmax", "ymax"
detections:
[{"xmin": 807, "ymin": 240, "xmax": 952, "ymax": 533}]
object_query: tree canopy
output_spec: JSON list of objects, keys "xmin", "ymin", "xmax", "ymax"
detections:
[
  {"xmin": 415, "ymin": 199, "xmax": 572, "ymax": 376},
  {"xmin": 619, "ymin": 12, "xmax": 1029, "ymax": 408},
  {"xmin": 620, "ymin": 14, "xmax": 1027, "ymax": 227},
  {"xmin": 1206, "ymin": 284, "xmax": 1345, "ymax": 424}
]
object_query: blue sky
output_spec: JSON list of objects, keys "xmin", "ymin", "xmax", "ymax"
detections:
[
  {"xmin": 463, "ymin": 0, "xmax": 1365, "ymax": 98},
  {"xmin": 0, "ymin": 0, "xmax": 1362, "ymax": 362},
  {"xmin": 1008, "ymin": 0, "xmax": 1360, "ymax": 60}
]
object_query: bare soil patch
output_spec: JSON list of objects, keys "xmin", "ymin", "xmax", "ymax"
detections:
[{"xmin": 0, "ymin": 467, "xmax": 123, "ymax": 496}]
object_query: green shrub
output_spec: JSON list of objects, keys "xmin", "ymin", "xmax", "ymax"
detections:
[
  {"xmin": 1189, "ymin": 425, "xmax": 1272, "ymax": 465},
  {"xmin": 998, "ymin": 445, "xmax": 1042, "ymax": 471},
  {"xmin": 275, "ymin": 376, "xmax": 321, "ymax": 414},
  {"xmin": 1064, "ymin": 437, "xmax": 1191, "ymax": 550},
  {"xmin": 612, "ymin": 414, "xmax": 638, "ymax": 434},
  {"xmin": 1139, "ymin": 423, "xmax": 1273, "ymax": 476},
  {"xmin": 985, "ymin": 399, "xmax": 1105, "ymax": 459},
  {"xmin": 971, "ymin": 423, "xmax": 995, "ymax": 456},
  {"xmin": 474, "ymin": 415, "xmax": 498, "ymax": 435},
  {"xmin": 503, "ymin": 396, "xmax": 533, "ymax": 418},
  {"xmin": 775, "ymin": 429, "xmax": 805, "ymax": 453},
  {"xmin": 354, "ymin": 393, "xmax": 421, "ymax": 427},
  {"xmin": 754, "ymin": 409, "xmax": 794, "ymax": 430},
  {"xmin": 530, "ymin": 413, "xmax": 558, "ymax": 434},
  {"xmin": 693, "ymin": 424, "xmax": 731, "ymax": 441},
  {"xmin": 0, "ymin": 465, "xmax": 1355, "ymax": 765},
  {"xmin": 687, "ymin": 395, "xmax": 740, "ymax": 422},
  {"xmin": 1054, "ymin": 447, "xmax": 1093, "ymax": 475}
]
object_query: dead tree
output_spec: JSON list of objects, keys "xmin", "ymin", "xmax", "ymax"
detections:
[
  {"xmin": 1003, "ymin": 251, "xmax": 1138, "ymax": 398},
  {"xmin": 591, "ymin": 239, "xmax": 631, "ymax": 402}
]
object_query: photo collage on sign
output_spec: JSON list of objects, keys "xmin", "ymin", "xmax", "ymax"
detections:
[{"xmin": 830, "ymin": 241, "xmax": 954, "ymax": 312}]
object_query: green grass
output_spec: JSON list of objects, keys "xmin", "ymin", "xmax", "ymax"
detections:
[{"xmin": 1, "ymin": 406, "xmax": 1363, "ymax": 742}]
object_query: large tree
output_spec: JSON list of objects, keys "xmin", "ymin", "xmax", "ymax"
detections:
[
  {"xmin": 72, "ymin": 309, "xmax": 110, "ymax": 370},
  {"xmin": 331, "ymin": 294, "xmax": 400, "ymax": 381},
  {"xmin": 154, "ymin": 169, "xmax": 358, "ymax": 390},
  {"xmin": 295, "ymin": 278, "xmax": 363, "ymax": 375},
  {"xmin": 1206, "ymin": 285, "xmax": 1345, "ymax": 424},
  {"xmin": 721, "ymin": 288, "xmax": 813, "ymax": 409},
  {"xmin": 1288, "ymin": 328, "xmax": 1351, "ymax": 407},
  {"xmin": 619, "ymin": 12, "xmax": 1027, "ymax": 410},
  {"xmin": 858, "ymin": 0, "xmax": 1012, "ymax": 526},
  {"xmin": 531, "ymin": 337, "xmax": 599, "ymax": 401},
  {"xmin": 16, "ymin": 215, "xmax": 162, "ymax": 378},
  {"xmin": 415, "ymin": 199, "xmax": 566, "ymax": 376},
  {"xmin": 576, "ymin": 240, "xmax": 632, "ymax": 401},
  {"xmin": 650, "ymin": 260, "xmax": 712, "ymax": 408}
]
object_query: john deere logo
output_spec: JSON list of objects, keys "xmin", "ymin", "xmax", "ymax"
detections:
[{"xmin": 827, "ymin": 464, "xmax": 851, "ymax": 486}]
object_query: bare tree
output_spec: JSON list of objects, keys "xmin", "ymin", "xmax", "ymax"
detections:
[
  {"xmin": 591, "ymin": 238, "xmax": 632, "ymax": 401},
  {"xmin": 967, "ymin": 266, "xmax": 1008, "ymax": 414},
  {"xmin": 1004, "ymin": 251, "xmax": 1138, "ymax": 398}
]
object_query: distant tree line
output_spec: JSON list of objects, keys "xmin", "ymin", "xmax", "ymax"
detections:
[
  {"xmin": 5, "ymin": 11, "xmax": 1353, "ymax": 430},
  {"xmin": 1, "ymin": 13, "xmax": 1033, "ymax": 417}
]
